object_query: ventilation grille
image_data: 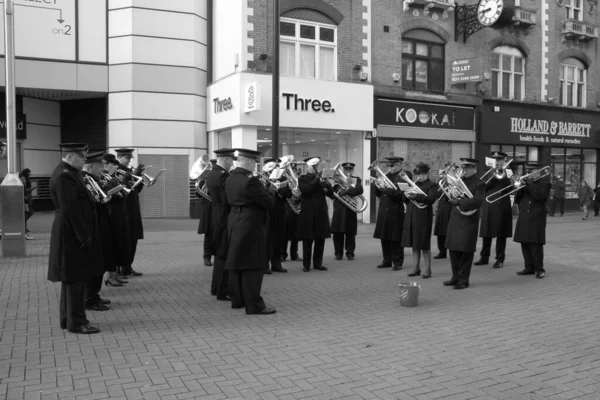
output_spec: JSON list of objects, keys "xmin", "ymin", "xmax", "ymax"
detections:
[{"xmin": 138, "ymin": 154, "xmax": 189, "ymax": 218}]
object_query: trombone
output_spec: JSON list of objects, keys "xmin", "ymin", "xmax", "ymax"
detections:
[
  {"xmin": 486, "ymin": 166, "xmax": 551, "ymax": 204},
  {"xmin": 398, "ymin": 170, "xmax": 428, "ymax": 209},
  {"xmin": 481, "ymin": 159, "xmax": 513, "ymax": 184}
]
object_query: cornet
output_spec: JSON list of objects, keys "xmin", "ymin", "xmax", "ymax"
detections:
[
  {"xmin": 398, "ymin": 170, "xmax": 427, "ymax": 209},
  {"xmin": 438, "ymin": 163, "xmax": 477, "ymax": 216},
  {"xmin": 190, "ymin": 155, "xmax": 212, "ymax": 202},
  {"xmin": 278, "ymin": 155, "xmax": 301, "ymax": 215},
  {"xmin": 481, "ymin": 159, "xmax": 513, "ymax": 184},
  {"xmin": 486, "ymin": 166, "xmax": 550, "ymax": 204},
  {"xmin": 84, "ymin": 175, "xmax": 112, "ymax": 204},
  {"xmin": 367, "ymin": 160, "xmax": 399, "ymax": 190},
  {"xmin": 330, "ymin": 163, "xmax": 368, "ymax": 213}
]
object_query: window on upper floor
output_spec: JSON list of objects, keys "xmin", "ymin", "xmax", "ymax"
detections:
[
  {"xmin": 401, "ymin": 30, "xmax": 445, "ymax": 93},
  {"xmin": 491, "ymin": 46, "xmax": 525, "ymax": 101},
  {"xmin": 559, "ymin": 58, "xmax": 587, "ymax": 108},
  {"xmin": 566, "ymin": 0, "xmax": 583, "ymax": 20},
  {"xmin": 280, "ymin": 16, "xmax": 337, "ymax": 81}
]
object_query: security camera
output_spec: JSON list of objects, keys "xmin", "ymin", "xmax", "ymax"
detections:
[{"xmin": 392, "ymin": 73, "xmax": 401, "ymax": 82}]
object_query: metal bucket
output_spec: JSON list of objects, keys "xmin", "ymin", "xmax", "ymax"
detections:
[{"xmin": 399, "ymin": 281, "xmax": 420, "ymax": 307}]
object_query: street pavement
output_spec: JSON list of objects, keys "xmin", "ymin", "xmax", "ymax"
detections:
[{"xmin": 1, "ymin": 212, "xmax": 600, "ymax": 400}]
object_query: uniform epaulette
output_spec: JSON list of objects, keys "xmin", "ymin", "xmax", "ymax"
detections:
[
  {"xmin": 221, "ymin": 170, "xmax": 225, "ymax": 174},
  {"xmin": 62, "ymin": 169, "xmax": 69, "ymax": 173},
  {"xmin": 247, "ymin": 174, "xmax": 253, "ymax": 178}
]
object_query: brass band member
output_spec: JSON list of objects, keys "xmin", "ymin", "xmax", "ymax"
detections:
[
  {"xmin": 197, "ymin": 159, "xmax": 216, "ymax": 267},
  {"xmin": 475, "ymin": 151, "xmax": 513, "ymax": 268},
  {"xmin": 225, "ymin": 148, "xmax": 277, "ymax": 315},
  {"xmin": 48, "ymin": 143, "xmax": 103, "ymax": 334},
  {"xmin": 281, "ymin": 162, "xmax": 302, "ymax": 262},
  {"xmin": 263, "ymin": 158, "xmax": 290, "ymax": 273},
  {"xmin": 115, "ymin": 148, "xmax": 144, "ymax": 277},
  {"xmin": 443, "ymin": 158, "xmax": 485, "ymax": 290},
  {"xmin": 296, "ymin": 157, "xmax": 334, "ymax": 272},
  {"xmin": 514, "ymin": 163, "xmax": 551, "ymax": 279},
  {"xmin": 402, "ymin": 162, "xmax": 439, "ymax": 278},
  {"xmin": 330, "ymin": 162, "xmax": 363, "ymax": 261},
  {"xmin": 373, "ymin": 157, "xmax": 409, "ymax": 271},
  {"xmin": 207, "ymin": 148, "xmax": 236, "ymax": 300},
  {"xmin": 433, "ymin": 166, "xmax": 452, "ymax": 259}
]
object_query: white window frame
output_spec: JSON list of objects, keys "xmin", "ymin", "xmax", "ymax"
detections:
[
  {"xmin": 280, "ymin": 17, "xmax": 338, "ymax": 81},
  {"xmin": 559, "ymin": 61, "xmax": 587, "ymax": 108},
  {"xmin": 491, "ymin": 46, "xmax": 525, "ymax": 101},
  {"xmin": 566, "ymin": 0, "xmax": 583, "ymax": 20}
]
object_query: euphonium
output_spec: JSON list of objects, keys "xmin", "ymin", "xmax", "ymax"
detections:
[
  {"xmin": 83, "ymin": 175, "xmax": 111, "ymax": 204},
  {"xmin": 330, "ymin": 163, "xmax": 368, "ymax": 213},
  {"xmin": 398, "ymin": 169, "xmax": 428, "ymax": 209},
  {"xmin": 279, "ymin": 155, "xmax": 301, "ymax": 215},
  {"xmin": 190, "ymin": 155, "xmax": 212, "ymax": 202}
]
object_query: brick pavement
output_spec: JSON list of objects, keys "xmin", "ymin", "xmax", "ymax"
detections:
[{"xmin": 1, "ymin": 212, "xmax": 600, "ymax": 400}]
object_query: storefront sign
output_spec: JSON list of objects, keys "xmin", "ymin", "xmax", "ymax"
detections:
[
  {"xmin": 374, "ymin": 99, "xmax": 475, "ymax": 131},
  {"xmin": 481, "ymin": 101, "xmax": 599, "ymax": 148},
  {"xmin": 282, "ymin": 93, "xmax": 334, "ymax": 113},
  {"xmin": 450, "ymin": 58, "xmax": 482, "ymax": 84},
  {"xmin": 0, "ymin": 113, "xmax": 27, "ymax": 140},
  {"xmin": 213, "ymin": 97, "xmax": 234, "ymax": 113},
  {"xmin": 244, "ymin": 82, "xmax": 261, "ymax": 113}
]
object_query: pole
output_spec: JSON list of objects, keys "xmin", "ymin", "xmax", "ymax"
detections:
[
  {"xmin": 4, "ymin": 0, "xmax": 16, "ymax": 173},
  {"xmin": 271, "ymin": 0, "xmax": 280, "ymax": 159}
]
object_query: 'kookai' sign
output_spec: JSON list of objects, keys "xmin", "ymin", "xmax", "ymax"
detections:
[{"xmin": 375, "ymin": 99, "xmax": 475, "ymax": 131}]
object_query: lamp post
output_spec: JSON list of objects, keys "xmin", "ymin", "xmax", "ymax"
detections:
[
  {"xmin": 271, "ymin": 0, "xmax": 280, "ymax": 159},
  {"xmin": 1, "ymin": 0, "xmax": 26, "ymax": 257}
]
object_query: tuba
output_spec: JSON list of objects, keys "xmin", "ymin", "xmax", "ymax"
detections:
[
  {"xmin": 398, "ymin": 169, "xmax": 428, "ymax": 209},
  {"xmin": 438, "ymin": 163, "xmax": 477, "ymax": 216},
  {"xmin": 330, "ymin": 163, "xmax": 368, "ymax": 213},
  {"xmin": 486, "ymin": 166, "xmax": 550, "ymax": 204},
  {"xmin": 367, "ymin": 160, "xmax": 399, "ymax": 190},
  {"xmin": 480, "ymin": 159, "xmax": 513, "ymax": 184},
  {"xmin": 83, "ymin": 175, "xmax": 111, "ymax": 204},
  {"xmin": 279, "ymin": 155, "xmax": 301, "ymax": 215},
  {"xmin": 190, "ymin": 155, "xmax": 212, "ymax": 202}
]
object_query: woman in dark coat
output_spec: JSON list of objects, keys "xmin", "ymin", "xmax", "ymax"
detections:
[
  {"xmin": 296, "ymin": 157, "xmax": 334, "ymax": 272},
  {"xmin": 401, "ymin": 163, "xmax": 439, "ymax": 278}
]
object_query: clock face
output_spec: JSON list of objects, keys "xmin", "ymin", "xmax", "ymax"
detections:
[{"xmin": 477, "ymin": 0, "xmax": 504, "ymax": 26}]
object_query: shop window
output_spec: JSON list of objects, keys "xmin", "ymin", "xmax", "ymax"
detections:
[
  {"xmin": 566, "ymin": 0, "xmax": 583, "ymax": 20},
  {"xmin": 488, "ymin": 145, "xmax": 540, "ymax": 175},
  {"xmin": 280, "ymin": 17, "xmax": 337, "ymax": 81},
  {"xmin": 491, "ymin": 46, "xmax": 525, "ymax": 101},
  {"xmin": 551, "ymin": 148, "xmax": 597, "ymax": 199},
  {"xmin": 401, "ymin": 32, "xmax": 445, "ymax": 94},
  {"xmin": 559, "ymin": 58, "xmax": 587, "ymax": 108}
]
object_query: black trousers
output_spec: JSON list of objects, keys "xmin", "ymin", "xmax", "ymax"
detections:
[
  {"xmin": 449, "ymin": 250, "xmax": 474, "ymax": 285},
  {"xmin": 60, "ymin": 282, "xmax": 88, "ymax": 330},
  {"xmin": 122, "ymin": 238, "xmax": 139, "ymax": 274},
  {"xmin": 380, "ymin": 239, "xmax": 404, "ymax": 267},
  {"xmin": 203, "ymin": 231, "xmax": 212, "ymax": 260},
  {"xmin": 303, "ymin": 239, "xmax": 325, "ymax": 268},
  {"xmin": 594, "ymin": 200, "xmax": 599, "ymax": 216},
  {"xmin": 211, "ymin": 256, "xmax": 229, "ymax": 298},
  {"xmin": 333, "ymin": 233, "xmax": 356, "ymax": 257},
  {"xmin": 229, "ymin": 269, "xmax": 266, "ymax": 314},
  {"xmin": 480, "ymin": 236, "xmax": 507, "ymax": 261},
  {"xmin": 268, "ymin": 237, "xmax": 283, "ymax": 270},
  {"xmin": 550, "ymin": 197, "xmax": 565, "ymax": 216},
  {"xmin": 436, "ymin": 235, "xmax": 447, "ymax": 256},
  {"xmin": 281, "ymin": 240, "xmax": 300, "ymax": 259},
  {"xmin": 521, "ymin": 243, "xmax": 544, "ymax": 273},
  {"xmin": 84, "ymin": 276, "xmax": 104, "ymax": 306}
]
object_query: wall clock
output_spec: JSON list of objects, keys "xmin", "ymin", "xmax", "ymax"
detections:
[{"xmin": 477, "ymin": 0, "xmax": 515, "ymax": 28}]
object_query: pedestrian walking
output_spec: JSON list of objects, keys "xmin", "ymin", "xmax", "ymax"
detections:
[
  {"xmin": 578, "ymin": 180, "xmax": 594, "ymax": 220},
  {"xmin": 549, "ymin": 175, "xmax": 565, "ymax": 216}
]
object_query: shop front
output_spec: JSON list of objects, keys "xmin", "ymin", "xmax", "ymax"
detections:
[
  {"xmin": 480, "ymin": 100, "xmax": 600, "ymax": 210},
  {"xmin": 372, "ymin": 98, "xmax": 477, "ymax": 218},
  {"xmin": 206, "ymin": 72, "xmax": 374, "ymax": 221}
]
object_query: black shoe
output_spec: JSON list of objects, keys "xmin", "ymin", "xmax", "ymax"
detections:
[
  {"xmin": 335, "ymin": 255, "xmax": 343, "ymax": 261},
  {"xmin": 69, "ymin": 324, "xmax": 100, "ymax": 334},
  {"xmin": 536, "ymin": 271, "xmax": 545, "ymax": 279},
  {"xmin": 272, "ymin": 267, "xmax": 288, "ymax": 273},
  {"xmin": 453, "ymin": 283, "xmax": 469, "ymax": 290},
  {"xmin": 86, "ymin": 303, "xmax": 109, "ymax": 311},
  {"xmin": 347, "ymin": 255, "xmax": 355, "ymax": 261},
  {"xmin": 433, "ymin": 253, "xmax": 447, "ymax": 259},
  {"xmin": 217, "ymin": 295, "xmax": 232, "ymax": 301},
  {"xmin": 548, "ymin": 214, "xmax": 554, "ymax": 217},
  {"xmin": 302, "ymin": 267, "xmax": 310, "ymax": 272},
  {"xmin": 105, "ymin": 278, "xmax": 123, "ymax": 287},
  {"xmin": 204, "ymin": 258, "xmax": 213, "ymax": 267},
  {"xmin": 98, "ymin": 298, "xmax": 111, "ymax": 305},
  {"xmin": 407, "ymin": 271, "xmax": 421, "ymax": 277},
  {"xmin": 264, "ymin": 269, "xmax": 272, "ymax": 275},
  {"xmin": 314, "ymin": 265, "xmax": 328, "ymax": 271},
  {"xmin": 130, "ymin": 269, "xmax": 143, "ymax": 277},
  {"xmin": 249, "ymin": 307, "xmax": 276, "ymax": 315},
  {"xmin": 377, "ymin": 263, "xmax": 392, "ymax": 268},
  {"xmin": 114, "ymin": 276, "xmax": 128, "ymax": 284},
  {"xmin": 474, "ymin": 258, "xmax": 489, "ymax": 266},
  {"xmin": 392, "ymin": 265, "xmax": 403, "ymax": 271},
  {"xmin": 422, "ymin": 273, "xmax": 431, "ymax": 279},
  {"xmin": 291, "ymin": 256, "xmax": 302, "ymax": 261},
  {"xmin": 517, "ymin": 269, "xmax": 535, "ymax": 276},
  {"xmin": 232, "ymin": 304, "xmax": 244, "ymax": 309},
  {"xmin": 492, "ymin": 261, "xmax": 504, "ymax": 269},
  {"xmin": 281, "ymin": 256, "xmax": 287, "ymax": 262},
  {"xmin": 443, "ymin": 280, "xmax": 458, "ymax": 286}
]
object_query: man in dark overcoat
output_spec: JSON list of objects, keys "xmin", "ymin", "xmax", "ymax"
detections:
[
  {"xmin": 443, "ymin": 158, "xmax": 486, "ymax": 290},
  {"xmin": 225, "ymin": 148, "xmax": 277, "ymax": 315},
  {"xmin": 514, "ymin": 163, "xmax": 551, "ymax": 279},
  {"xmin": 197, "ymin": 158, "xmax": 215, "ymax": 267},
  {"xmin": 48, "ymin": 143, "xmax": 104, "ymax": 334},
  {"xmin": 82, "ymin": 151, "xmax": 115, "ymax": 311},
  {"xmin": 281, "ymin": 162, "xmax": 302, "ymax": 262},
  {"xmin": 402, "ymin": 162, "xmax": 439, "ymax": 278},
  {"xmin": 373, "ymin": 157, "xmax": 409, "ymax": 271},
  {"xmin": 263, "ymin": 158, "xmax": 290, "ymax": 273},
  {"xmin": 433, "ymin": 166, "xmax": 453, "ymax": 259},
  {"xmin": 330, "ymin": 162, "xmax": 363, "ymax": 261},
  {"xmin": 296, "ymin": 157, "xmax": 334, "ymax": 272},
  {"xmin": 207, "ymin": 148, "xmax": 235, "ymax": 300},
  {"xmin": 549, "ymin": 175, "xmax": 565, "ymax": 216},
  {"xmin": 115, "ymin": 148, "xmax": 144, "ymax": 277},
  {"xmin": 475, "ymin": 151, "xmax": 513, "ymax": 269}
]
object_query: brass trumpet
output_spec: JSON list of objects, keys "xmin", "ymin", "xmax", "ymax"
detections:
[
  {"xmin": 84, "ymin": 175, "xmax": 111, "ymax": 204},
  {"xmin": 486, "ymin": 166, "xmax": 550, "ymax": 204},
  {"xmin": 398, "ymin": 170, "xmax": 428, "ymax": 209},
  {"xmin": 481, "ymin": 159, "xmax": 513, "ymax": 184}
]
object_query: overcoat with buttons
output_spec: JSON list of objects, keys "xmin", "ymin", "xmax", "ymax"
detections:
[
  {"xmin": 224, "ymin": 168, "xmax": 274, "ymax": 271},
  {"xmin": 48, "ymin": 162, "xmax": 104, "ymax": 282},
  {"xmin": 373, "ymin": 171, "xmax": 411, "ymax": 241},
  {"xmin": 330, "ymin": 177, "xmax": 363, "ymax": 235},
  {"xmin": 84, "ymin": 172, "xmax": 116, "ymax": 273},
  {"xmin": 269, "ymin": 180, "xmax": 293, "ymax": 253},
  {"xmin": 196, "ymin": 168, "xmax": 212, "ymax": 235},
  {"xmin": 121, "ymin": 164, "xmax": 144, "ymax": 241},
  {"xmin": 295, "ymin": 173, "xmax": 334, "ymax": 240},
  {"xmin": 207, "ymin": 164, "xmax": 230, "ymax": 258},
  {"xmin": 444, "ymin": 175, "xmax": 486, "ymax": 253},
  {"xmin": 401, "ymin": 179, "xmax": 438, "ymax": 250},
  {"xmin": 513, "ymin": 179, "xmax": 551, "ymax": 244},
  {"xmin": 433, "ymin": 187, "xmax": 453, "ymax": 237},
  {"xmin": 479, "ymin": 175, "xmax": 513, "ymax": 238}
]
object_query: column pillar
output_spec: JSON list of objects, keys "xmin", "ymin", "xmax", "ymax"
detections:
[{"xmin": 231, "ymin": 126, "xmax": 257, "ymax": 150}]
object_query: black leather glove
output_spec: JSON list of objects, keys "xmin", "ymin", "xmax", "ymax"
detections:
[
  {"xmin": 133, "ymin": 164, "xmax": 145, "ymax": 176},
  {"xmin": 338, "ymin": 188, "xmax": 349, "ymax": 197},
  {"xmin": 449, "ymin": 199, "xmax": 459, "ymax": 206}
]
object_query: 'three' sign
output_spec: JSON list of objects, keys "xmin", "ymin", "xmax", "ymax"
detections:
[{"xmin": 450, "ymin": 58, "xmax": 482, "ymax": 84}]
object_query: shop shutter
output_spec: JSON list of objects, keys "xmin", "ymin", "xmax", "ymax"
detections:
[
  {"xmin": 60, "ymin": 98, "xmax": 107, "ymax": 151},
  {"xmin": 138, "ymin": 154, "xmax": 189, "ymax": 218}
]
